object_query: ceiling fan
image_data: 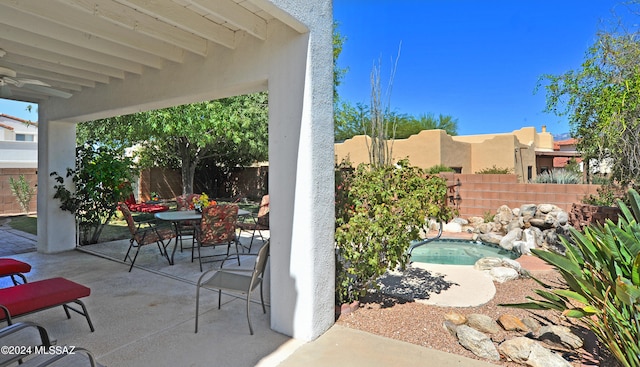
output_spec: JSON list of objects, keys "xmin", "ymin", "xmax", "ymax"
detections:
[{"xmin": 0, "ymin": 66, "xmax": 72, "ymax": 99}]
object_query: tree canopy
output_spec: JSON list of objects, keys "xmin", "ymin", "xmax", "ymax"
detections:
[
  {"xmin": 541, "ymin": 27, "xmax": 640, "ymax": 186},
  {"xmin": 77, "ymin": 92, "xmax": 269, "ymax": 194}
]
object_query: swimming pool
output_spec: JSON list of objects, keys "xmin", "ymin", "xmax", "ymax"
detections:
[{"xmin": 409, "ymin": 238, "xmax": 519, "ymax": 266}]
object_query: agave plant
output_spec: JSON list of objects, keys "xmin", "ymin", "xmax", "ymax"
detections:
[
  {"xmin": 502, "ymin": 188, "xmax": 640, "ymax": 367},
  {"xmin": 532, "ymin": 168, "xmax": 582, "ymax": 184}
]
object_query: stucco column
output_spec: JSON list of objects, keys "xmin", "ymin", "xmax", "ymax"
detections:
[
  {"xmin": 36, "ymin": 116, "xmax": 77, "ymax": 253},
  {"xmin": 267, "ymin": 5, "xmax": 335, "ymax": 340}
]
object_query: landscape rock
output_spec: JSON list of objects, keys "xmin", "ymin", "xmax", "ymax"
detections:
[
  {"xmin": 466, "ymin": 314, "xmax": 501, "ymax": 334},
  {"xmin": 556, "ymin": 211, "xmax": 569, "ymax": 226},
  {"xmin": 529, "ymin": 218, "xmax": 553, "ymax": 230},
  {"xmin": 522, "ymin": 317, "xmax": 541, "ymax": 333},
  {"xmin": 498, "ymin": 314, "xmax": 529, "ymax": 332},
  {"xmin": 538, "ymin": 204, "xmax": 556, "ymax": 214},
  {"xmin": 474, "ymin": 257, "xmax": 505, "ymax": 271},
  {"xmin": 443, "ymin": 320, "xmax": 458, "ymax": 337},
  {"xmin": 520, "ymin": 204, "xmax": 537, "ymax": 218},
  {"xmin": 456, "ymin": 325, "xmax": 501, "ymax": 361},
  {"xmin": 494, "ymin": 205, "xmax": 514, "ymax": 225},
  {"xmin": 477, "ymin": 232, "xmax": 503, "ymax": 245},
  {"xmin": 489, "ymin": 267, "xmax": 520, "ymax": 283},
  {"xmin": 443, "ymin": 221, "xmax": 462, "ymax": 233},
  {"xmin": 538, "ymin": 325, "xmax": 584, "ymax": 349},
  {"xmin": 444, "ymin": 312, "xmax": 467, "ymax": 325},
  {"xmin": 499, "ymin": 228, "xmax": 523, "ymax": 251},
  {"xmin": 499, "ymin": 337, "xmax": 572, "ymax": 367},
  {"xmin": 451, "ymin": 217, "xmax": 469, "ymax": 226}
]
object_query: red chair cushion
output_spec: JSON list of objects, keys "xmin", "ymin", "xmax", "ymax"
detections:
[
  {"xmin": 0, "ymin": 277, "xmax": 90, "ymax": 318},
  {"xmin": 0, "ymin": 259, "xmax": 31, "ymax": 276}
]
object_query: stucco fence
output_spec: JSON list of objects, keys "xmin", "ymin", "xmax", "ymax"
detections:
[
  {"xmin": 0, "ymin": 168, "xmax": 37, "ymax": 216},
  {"xmin": 440, "ymin": 173, "xmax": 602, "ymax": 219}
]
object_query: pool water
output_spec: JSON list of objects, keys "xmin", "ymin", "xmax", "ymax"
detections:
[{"xmin": 410, "ymin": 239, "xmax": 519, "ymax": 266}]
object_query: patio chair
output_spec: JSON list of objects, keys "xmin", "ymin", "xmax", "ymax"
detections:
[
  {"xmin": 195, "ymin": 240, "xmax": 270, "ymax": 335},
  {"xmin": 119, "ymin": 203, "xmax": 177, "ymax": 272},
  {"xmin": 236, "ymin": 194, "xmax": 269, "ymax": 253},
  {"xmin": 193, "ymin": 204, "xmax": 241, "ymax": 272},
  {"xmin": 175, "ymin": 193, "xmax": 201, "ymax": 252}
]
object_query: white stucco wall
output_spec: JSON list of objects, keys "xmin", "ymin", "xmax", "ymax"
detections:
[{"xmin": 35, "ymin": 0, "xmax": 334, "ymax": 341}]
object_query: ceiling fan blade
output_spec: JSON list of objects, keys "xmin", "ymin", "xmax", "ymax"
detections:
[
  {"xmin": 0, "ymin": 84, "xmax": 12, "ymax": 98},
  {"xmin": 21, "ymin": 84, "xmax": 72, "ymax": 99},
  {"xmin": 17, "ymin": 78, "xmax": 51, "ymax": 87}
]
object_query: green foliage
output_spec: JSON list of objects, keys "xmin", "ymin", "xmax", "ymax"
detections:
[
  {"xmin": 8, "ymin": 175, "xmax": 35, "ymax": 213},
  {"xmin": 582, "ymin": 184, "xmax": 627, "ymax": 206},
  {"xmin": 77, "ymin": 93, "xmax": 268, "ymax": 194},
  {"xmin": 502, "ymin": 188, "xmax": 640, "ymax": 367},
  {"xmin": 50, "ymin": 142, "xmax": 137, "ymax": 245},
  {"xmin": 532, "ymin": 169, "xmax": 582, "ymax": 184},
  {"xmin": 426, "ymin": 164, "xmax": 455, "ymax": 174},
  {"xmin": 334, "ymin": 159, "xmax": 455, "ymax": 304},
  {"xmin": 333, "ymin": 22, "xmax": 348, "ymax": 103},
  {"xmin": 334, "ymin": 100, "xmax": 459, "ymax": 142},
  {"xmin": 564, "ymin": 158, "xmax": 582, "ymax": 175},
  {"xmin": 475, "ymin": 165, "xmax": 513, "ymax": 174},
  {"xmin": 482, "ymin": 211, "xmax": 495, "ymax": 223},
  {"xmin": 540, "ymin": 28, "xmax": 640, "ymax": 185},
  {"xmin": 394, "ymin": 113, "xmax": 459, "ymax": 139}
]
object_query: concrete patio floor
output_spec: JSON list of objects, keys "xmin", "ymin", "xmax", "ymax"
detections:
[{"xmin": 0, "ymin": 226, "xmax": 500, "ymax": 367}]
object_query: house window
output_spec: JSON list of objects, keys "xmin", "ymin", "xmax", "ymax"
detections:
[
  {"xmin": 527, "ymin": 166, "xmax": 532, "ymax": 181},
  {"xmin": 15, "ymin": 134, "xmax": 34, "ymax": 142}
]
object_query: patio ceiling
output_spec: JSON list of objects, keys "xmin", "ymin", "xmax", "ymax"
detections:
[{"xmin": 0, "ymin": 0, "xmax": 305, "ymax": 103}]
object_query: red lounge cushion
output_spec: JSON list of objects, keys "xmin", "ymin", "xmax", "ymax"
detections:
[
  {"xmin": 0, "ymin": 259, "xmax": 31, "ymax": 276},
  {"xmin": 0, "ymin": 277, "xmax": 90, "ymax": 318}
]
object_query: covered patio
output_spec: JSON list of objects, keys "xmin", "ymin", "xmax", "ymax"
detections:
[{"xmin": 0, "ymin": 0, "xmax": 334, "ymax": 342}]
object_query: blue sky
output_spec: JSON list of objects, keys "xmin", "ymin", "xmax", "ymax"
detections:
[
  {"xmin": 1, "ymin": 1, "xmax": 633, "ymax": 136},
  {"xmin": 333, "ymin": 0, "xmax": 632, "ymax": 136}
]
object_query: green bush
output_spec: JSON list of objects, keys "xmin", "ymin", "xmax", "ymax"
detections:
[
  {"xmin": 475, "ymin": 165, "xmax": 512, "ymax": 174},
  {"xmin": 51, "ymin": 142, "xmax": 137, "ymax": 245},
  {"xmin": 9, "ymin": 175, "xmax": 35, "ymax": 213},
  {"xmin": 582, "ymin": 184, "xmax": 627, "ymax": 207},
  {"xmin": 532, "ymin": 169, "xmax": 582, "ymax": 184},
  {"xmin": 335, "ymin": 159, "xmax": 455, "ymax": 304},
  {"xmin": 426, "ymin": 164, "xmax": 455, "ymax": 174},
  {"xmin": 503, "ymin": 188, "xmax": 640, "ymax": 367}
]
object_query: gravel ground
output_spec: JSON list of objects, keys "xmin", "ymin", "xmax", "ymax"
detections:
[{"xmin": 336, "ymin": 270, "xmax": 619, "ymax": 367}]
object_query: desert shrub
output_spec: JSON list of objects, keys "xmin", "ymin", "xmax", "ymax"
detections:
[
  {"xmin": 475, "ymin": 165, "xmax": 512, "ymax": 174},
  {"xmin": 9, "ymin": 175, "xmax": 35, "ymax": 213},
  {"xmin": 503, "ymin": 188, "xmax": 640, "ymax": 367},
  {"xmin": 426, "ymin": 164, "xmax": 455, "ymax": 174},
  {"xmin": 532, "ymin": 169, "xmax": 581, "ymax": 184},
  {"xmin": 335, "ymin": 159, "xmax": 455, "ymax": 304},
  {"xmin": 582, "ymin": 183, "xmax": 627, "ymax": 207}
]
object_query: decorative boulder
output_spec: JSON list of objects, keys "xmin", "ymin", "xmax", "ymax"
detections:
[
  {"xmin": 499, "ymin": 228, "xmax": 523, "ymax": 251},
  {"xmin": 456, "ymin": 325, "xmax": 501, "ymax": 361}
]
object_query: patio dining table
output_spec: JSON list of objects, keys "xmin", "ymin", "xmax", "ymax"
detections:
[{"xmin": 154, "ymin": 209, "xmax": 250, "ymax": 265}]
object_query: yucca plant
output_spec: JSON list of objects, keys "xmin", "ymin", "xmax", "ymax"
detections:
[{"xmin": 502, "ymin": 188, "xmax": 640, "ymax": 367}]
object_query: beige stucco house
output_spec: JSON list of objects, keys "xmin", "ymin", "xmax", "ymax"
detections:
[{"xmin": 335, "ymin": 126, "xmax": 563, "ymax": 182}]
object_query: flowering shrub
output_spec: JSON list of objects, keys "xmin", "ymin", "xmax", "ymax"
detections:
[
  {"xmin": 335, "ymin": 159, "xmax": 455, "ymax": 304},
  {"xmin": 192, "ymin": 193, "xmax": 217, "ymax": 211}
]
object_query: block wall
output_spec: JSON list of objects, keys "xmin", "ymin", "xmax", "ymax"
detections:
[{"xmin": 440, "ymin": 173, "xmax": 602, "ymax": 218}]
